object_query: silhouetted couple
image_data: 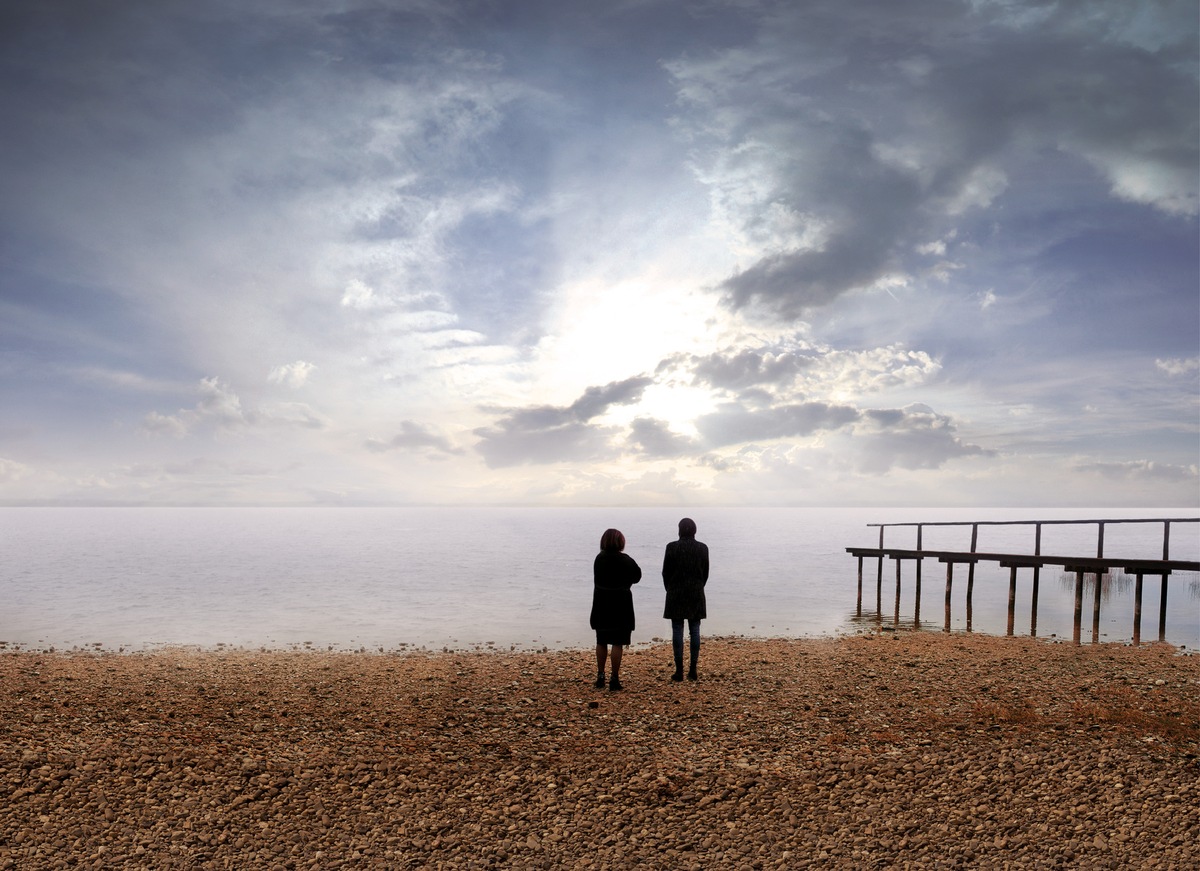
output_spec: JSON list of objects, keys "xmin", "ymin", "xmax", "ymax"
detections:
[{"xmin": 589, "ymin": 518, "xmax": 710, "ymax": 691}]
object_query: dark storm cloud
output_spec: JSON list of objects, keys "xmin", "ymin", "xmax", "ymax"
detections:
[
  {"xmin": 670, "ymin": 0, "xmax": 1199, "ymax": 319},
  {"xmin": 718, "ymin": 128, "xmax": 924, "ymax": 317},
  {"xmin": 473, "ymin": 376, "xmax": 653, "ymax": 467}
]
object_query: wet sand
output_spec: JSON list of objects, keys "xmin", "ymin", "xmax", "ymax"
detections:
[{"xmin": 2, "ymin": 632, "xmax": 1198, "ymax": 869}]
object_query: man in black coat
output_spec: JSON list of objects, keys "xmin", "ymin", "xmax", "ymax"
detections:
[{"xmin": 662, "ymin": 517, "xmax": 709, "ymax": 681}]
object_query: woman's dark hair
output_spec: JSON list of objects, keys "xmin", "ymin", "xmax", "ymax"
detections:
[
  {"xmin": 600, "ymin": 528, "xmax": 626, "ymax": 552},
  {"xmin": 678, "ymin": 517, "xmax": 697, "ymax": 538}
]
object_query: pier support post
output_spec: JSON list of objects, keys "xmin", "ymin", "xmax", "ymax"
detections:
[
  {"xmin": 914, "ymin": 525, "xmax": 923, "ymax": 626},
  {"xmin": 966, "ymin": 524, "xmax": 978, "ymax": 633},
  {"xmin": 894, "ymin": 558, "xmax": 902, "ymax": 626},
  {"xmin": 966, "ymin": 572, "xmax": 974, "ymax": 633},
  {"xmin": 1031, "ymin": 524, "xmax": 1042, "ymax": 638},
  {"xmin": 1030, "ymin": 567, "xmax": 1040, "ymax": 637},
  {"xmin": 944, "ymin": 563, "xmax": 953, "ymax": 633},
  {"xmin": 1091, "ymin": 571, "xmax": 1103, "ymax": 644},
  {"xmin": 1006, "ymin": 566, "xmax": 1017, "ymax": 636},
  {"xmin": 1072, "ymin": 570, "xmax": 1084, "ymax": 645},
  {"xmin": 856, "ymin": 556, "xmax": 864, "ymax": 615},
  {"xmin": 1158, "ymin": 575, "xmax": 1168, "ymax": 643},
  {"xmin": 1133, "ymin": 573, "xmax": 1143, "ymax": 646},
  {"xmin": 914, "ymin": 565, "xmax": 922, "ymax": 627},
  {"xmin": 1158, "ymin": 522, "xmax": 1171, "ymax": 643},
  {"xmin": 876, "ymin": 526, "xmax": 884, "ymax": 615}
]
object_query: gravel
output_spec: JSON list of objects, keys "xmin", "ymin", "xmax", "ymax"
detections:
[{"xmin": 2, "ymin": 632, "xmax": 1197, "ymax": 869}]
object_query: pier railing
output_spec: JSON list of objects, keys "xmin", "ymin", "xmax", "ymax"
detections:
[{"xmin": 846, "ymin": 517, "xmax": 1199, "ymax": 644}]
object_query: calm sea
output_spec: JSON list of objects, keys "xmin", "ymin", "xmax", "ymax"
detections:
[{"xmin": 2, "ymin": 507, "xmax": 1197, "ymax": 652}]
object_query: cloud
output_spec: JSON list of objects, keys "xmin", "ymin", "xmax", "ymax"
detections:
[
  {"xmin": 627, "ymin": 417, "xmax": 698, "ymax": 458},
  {"xmin": 587, "ymin": 467, "xmax": 706, "ymax": 506},
  {"xmin": 784, "ymin": 345, "xmax": 941, "ymax": 400},
  {"xmin": 664, "ymin": 340, "xmax": 940, "ymax": 400},
  {"xmin": 141, "ymin": 377, "xmax": 247, "ymax": 437},
  {"xmin": 713, "ymin": 127, "xmax": 922, "ymax": 317},
  {"xmin": 0, "ymin": 1, "xmax": 1194, "ymax": 508},
  {"xmin": 1155, "ymin": 357, "xmax": 1199, "ymax": 377},
  {"xmin": 268, "ymin": 361, "xmax": 316, "ymax": 388},
  {"xmin": 0, "ymin": 457, "xmax": 34, "ymax": 483},
  {"xmin": 696, "ymin": 400, "xmax": 861, "ymax": 448},
  {"xmin": 660, "ymin": 346, "xmax": 816, "ymax": 392},
  {"xmin": 473, "ymin": 420, "xmax": 617, "ymax": 469},
  {"xmin": 192, "ymin": 377, "xmax": 251, "ymax": 430},
  {"xmin": 666, "ymin": 0, "xmax": 1198, "ymax": 319},
  {"xmin": 0, "ymin": 1, "xmax": 548, "ymax": 392},
  {"xmin": 1074, "ymin": 459, "xmax": 1199, "ymax": 482},
  {"xmin": 341, "ymin": 278, "xmax": 381, "ymax": 310},
  {"xmin": 569, "ymin": 377, "xmax": 656, "ymax": 420},
  {"xmin": 854, "ymin": 404, "xmax": 992, "ymax": 473},
  {"xmin": 262, "ymin": 402, "xmax": 327, "ymax": 430},
  {"xmin": 687, "ymin": 397, "xmax": 981, "ymax": 475},
  {"xmin": 72, "ymin": 367, "xmax": 179, "ymax": 393},
  {"xmin": 475, "ymin": 356, "xmax": 982, "ymax": 477},
  {"xmin": 141, "ymin": 376, "xmax": 327, "ymax": 438},
  {"xmin": 366, "ymin": 421, "xmax": 463, "ymax": 455},
  {"xmin": 140, "ymin": 411, "xmax": 191, "ymax": 439},
  {"xmin": 473, "ymin": 376, "xmax": 653, "ymax": 467}
]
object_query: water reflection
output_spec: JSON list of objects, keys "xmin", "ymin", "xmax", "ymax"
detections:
[
  {"xmin": 845, "ymin": 609, "xmax": 943, "ymax": 634},
  {"xmin": 1057, "ymin": 571, "xmax": 1200, "ymax": 602},
  {"xmin": 1055, "ymin": 570, "xmax": 1132, "ymax": 600}
]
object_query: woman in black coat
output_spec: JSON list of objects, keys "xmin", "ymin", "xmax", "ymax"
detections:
[
  {"xmin": 662, "ymin": 517, "xmax": 709, "ymax": 681},
  {"xmin": 590, "ymin": 528, "xmax": 641, "ymax": 691}
]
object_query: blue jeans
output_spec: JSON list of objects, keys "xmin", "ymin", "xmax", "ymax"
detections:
[{"xmin": 671, "ymin": 618, "xmax": 701, "ymax": 666}]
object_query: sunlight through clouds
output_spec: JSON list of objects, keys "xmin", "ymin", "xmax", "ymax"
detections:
[{"xmin": 0, "ymin": 0, "xmax": 1195, "ymax": 507}]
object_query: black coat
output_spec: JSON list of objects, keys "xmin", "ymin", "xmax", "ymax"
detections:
[
  {"xmin": 662, "ymin": 536, "xmax": 708, "ymax": 620},
  {"xmin": 590, "ymin": 550, "xmax": 642, "ymax": 633}
]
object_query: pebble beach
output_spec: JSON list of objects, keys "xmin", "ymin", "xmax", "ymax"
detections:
[{"xmin": 2, "ymin": 632, "xmax": 1198, "ymax": 869}]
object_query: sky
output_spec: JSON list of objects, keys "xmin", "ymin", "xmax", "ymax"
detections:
[{"xmin": 0, "ymin": 0, "xmax": 1197, "ymax": 508}]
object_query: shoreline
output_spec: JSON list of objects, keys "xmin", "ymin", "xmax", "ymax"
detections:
[
  {"xmin": 3, "ymin": 624, "xmax": 1196, "ymax": 657},
  {"xmin": 3, "ymin": 633, "xmax": 1198, "ymax": 868}
]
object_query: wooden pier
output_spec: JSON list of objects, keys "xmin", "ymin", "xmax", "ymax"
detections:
[{"xmin": 847, "ymin": 518, "xmax": 1199, "ymax": 644}]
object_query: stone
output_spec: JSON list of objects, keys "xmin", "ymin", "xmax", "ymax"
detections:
[{"xmin": 0, "ymin": 635, "xmax": 1195, "ymax": 867}]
